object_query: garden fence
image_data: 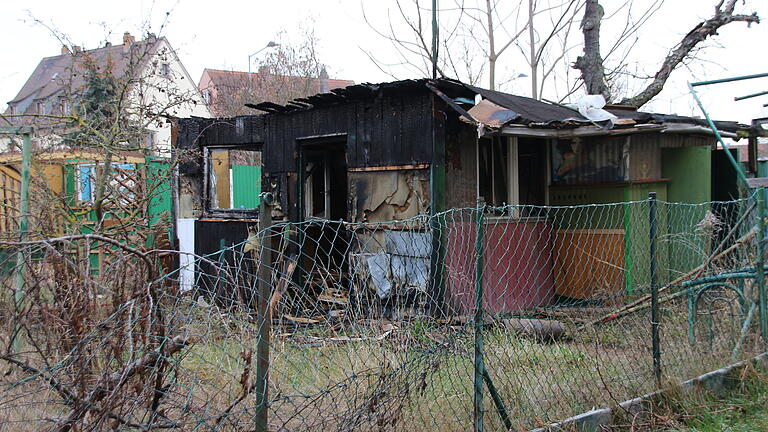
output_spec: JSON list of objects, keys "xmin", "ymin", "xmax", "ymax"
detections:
[{"xmin": 0, "ymin": 191, "xmax": 766, "ymax": 431}]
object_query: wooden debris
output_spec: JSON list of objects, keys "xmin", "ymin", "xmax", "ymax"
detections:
[
  {"xmin": 267, "ymin": 259, "xmax": 297, "ymax": 321},
  {"xmin": 317, "ymin": 288, "xmax": 348, "ymax": 306},
  {"xmin": 502, "ymin": 318, "xmax": 567, "ymax": 342},
  {"xmin": 292, "ymin": 325, "xmax": 397, "ymax": 348},
  {"xmin": 283, "ymin": 315, "xmax": 322, "ymax": 324}
]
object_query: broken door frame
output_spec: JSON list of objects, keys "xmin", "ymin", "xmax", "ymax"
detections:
[{"xmin": 294, "ymin": 133, "xmax": 349, "ymax": 298}]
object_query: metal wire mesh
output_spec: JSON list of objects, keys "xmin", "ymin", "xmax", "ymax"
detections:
[{"xmin": 0, "ymin": 194, "xmax": 764, "ymax": 431}]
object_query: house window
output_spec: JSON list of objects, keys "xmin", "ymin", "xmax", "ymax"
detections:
[
  {"xmin": 144, "ymin": 132, "xmax": 156, "ymax": 149},
  {"xmin": 36, "ymin": 102, "xmax": 45, "ymax": 115},
  {"xmin": 77, "ymin": 164, "xmax": 96, "ymax": 202},
  {"xmin": 160, "ymin": 62, "xmax": 170, "ymax": 78},
  {"xmin": 202, "ymin": 90, "xmax": 211, "ymax": 104},
  {"xmin": 478, "ymin": 136, "xmax": 548, "ymax": 216},
  {"xmin": 207, "ymin": 147, "xmax": 262, "ymax": 212},
  {"xmin": 60, "ymin": 100, "xmax": 69, "ymax": 115}
]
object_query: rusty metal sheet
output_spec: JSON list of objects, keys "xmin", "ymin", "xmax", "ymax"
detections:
[{"xmin": 466, "ymin": 99, "xmax": 520, "ymax": 128}]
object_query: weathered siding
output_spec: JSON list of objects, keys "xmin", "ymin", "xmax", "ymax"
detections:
[
  {"xmin": 446, "ymin": 219, "xmax": 555, "ymax": 314},
  {"xmin": 445, "ymin": 117, "xmax": 477, "ymax": 208},
  {"xmin": 629, "ymin": 134, "xmax": 662, "ymax": 180},
  {"xmin": 263, "ymin": 91, "xmax": 434, "ymax": 173}
]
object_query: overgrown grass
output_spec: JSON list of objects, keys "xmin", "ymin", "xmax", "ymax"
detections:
[
  {"xmin": 654, "ymin": 367, "xmax": 768, "ymax": 432},
  {"xmin": 1, "ymin": 293, "xmax": 762, "ymax": 431}
]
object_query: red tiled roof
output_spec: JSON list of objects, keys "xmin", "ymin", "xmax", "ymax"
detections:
[{"xmin": 199, "ymin": 68, "xmax": 354, "ymax": 97}]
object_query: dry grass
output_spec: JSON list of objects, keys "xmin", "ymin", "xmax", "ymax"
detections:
[{"xmin": 0, "ymin": 289, "xmax": 761, "ymax": 432}]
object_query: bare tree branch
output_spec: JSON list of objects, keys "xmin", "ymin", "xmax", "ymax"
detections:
[{"xmin": 619, "ymin": 0, "xmax": 759, "ymax": 107}]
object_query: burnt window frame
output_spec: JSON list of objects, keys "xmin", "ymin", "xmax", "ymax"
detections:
[{"xmin": 202, "ymin": 144, "xmax": 263, "ymax": 219}]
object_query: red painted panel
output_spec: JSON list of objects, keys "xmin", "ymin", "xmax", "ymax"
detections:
[{"xmin": 445, "ymin": 219, "xmax": 555, "ymax": 315}]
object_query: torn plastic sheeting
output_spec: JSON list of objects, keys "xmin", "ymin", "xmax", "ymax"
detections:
[
  {"xmin": 385, "ymin": 230, "xmax": 431, "ymax": 257},
  {"xmin": 366, "ymin": 253, "xmax": 392, "ymax": 299},
  {"xmin": 566, "ymin": 95, "xmax": 617, "ymax": 129},
  {"xmin": 363, "ymin": 231, "xmax": 432, "ymax": 299}
]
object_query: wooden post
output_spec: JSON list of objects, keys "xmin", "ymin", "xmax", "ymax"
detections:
[
  {"xmin": 2, "ymin": 127, "xmax": 32, "ymax": 355},
  {"xmin": 649, "ymin": 192, "xmax": 661, "ymax": 387},
  {"xmin": 429, "ymin": 93, "xmax": 447, "ymax": 316},
  {"xmin": 255, "ymin": 192, "xmax": 273, "ymax": 432},
  {"xmin": 473, "ymin": 200, "xmax": 486, "ymax": 432}
]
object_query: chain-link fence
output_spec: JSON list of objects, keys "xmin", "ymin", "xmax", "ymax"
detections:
[{"xmin": 0, "ymin": 192, "xmax": 765, "ymax": 431}]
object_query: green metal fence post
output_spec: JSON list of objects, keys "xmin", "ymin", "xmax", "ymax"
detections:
[
  {"xmin": 429, "ymin": 92, "xmax": 447, "ymax": 317},
  {"xmin": 473, "ymin": 201, "xmax": 486, "ymax": 432},
  {"xmin": 649, "ymin": 192, "xmax": 662, "ymax": 387},
  {"xmin": 756, "ymin": 188, "xmax": 767, "ymax": 344},
  {"xmin": 13, "ymin": 128, "xmax": 31, "ymax": 355},
  {"xmin": 687, "ymin": 287, "xmax": 695, "ymax": 346},
  {"xmin": 255, "ymin": 192, "xmax": 274, "ymax": 432}
]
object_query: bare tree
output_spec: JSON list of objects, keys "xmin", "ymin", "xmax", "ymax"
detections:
[
  {"xmin": 0, "ymin": 17, "xmax": 212, "ymax": 430},
  {"xmin": 365, "ymin": 0, "xmax": 760, "ymax": 107},
  {"xmin": 207, "ymin": 26, "xmax": 341, "ymax": 117},
  {"xmin": 363, "ymin": 0, "xmax": 530, "ymax": 90},
  {"xmin": 615, "ymin": 0, "xmax": 758, "ymax": 107}
]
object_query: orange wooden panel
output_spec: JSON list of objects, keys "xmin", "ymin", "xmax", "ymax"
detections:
[{"xmin": 553, "ymin": 229, "xmax": 625, "ymax": 299}]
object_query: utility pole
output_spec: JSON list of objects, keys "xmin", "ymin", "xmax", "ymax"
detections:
[{"xmin": 432, "ymin": 0, "xmax": 439, "ymax": 79}]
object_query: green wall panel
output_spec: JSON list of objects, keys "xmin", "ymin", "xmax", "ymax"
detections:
[
  {"xmin": 232, "ymin": 164, "xmax": 261, "ymax": 210},
  {"xmin": 662, "ymin": 147, "xmax": 712, "ymax": 281}
]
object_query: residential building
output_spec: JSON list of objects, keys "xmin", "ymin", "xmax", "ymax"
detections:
[
  {"xmin": 198, "ymin": 67, "xmax": 354, "ymax": 117},
  {"xmin": 4, "ymin": 32, "xmax": 211, "ymax": 155},
  {"xmin": 0, "ymin": 33, "xmax": 210, "ymax": 271}
]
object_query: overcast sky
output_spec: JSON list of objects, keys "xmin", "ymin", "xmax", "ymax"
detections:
[{"xmin": 2, "ymin": 0, "xmax": 767, "ymax": 124}]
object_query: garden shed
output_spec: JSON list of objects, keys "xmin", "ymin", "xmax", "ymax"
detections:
[{"xmin": 174, "ymin": 78, "xmax": 749, "ymax": 314}]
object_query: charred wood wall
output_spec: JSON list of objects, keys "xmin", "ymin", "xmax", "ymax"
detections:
[
  {"xmin": 263, "ymin": 90, "xmax": 434, "ymax": 172},
  {"xmin": 177, "ymin": 88, "xmax": 438, "ymax": 221},
  {"xmin": 445, "ymin": 114, "xmax": 478, "ymax": 209},
  {"xmin": 177, "ymin": 90, "xmax": 434, "ymax": 172}
]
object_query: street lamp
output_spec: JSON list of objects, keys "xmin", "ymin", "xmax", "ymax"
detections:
[{"xmin": 248, "ymin": 41, "xmax": 280, "ymax": 74}]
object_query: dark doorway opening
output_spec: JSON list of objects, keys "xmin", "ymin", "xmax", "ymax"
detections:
[
  {"xmin": 295, "ymin": 140, "xmax": 350, "ymax": 314},
  {"xmin": 518, "ymin": 137, "xmax": 547, "ymax": 207},
  {"xmin": 712, "ymin": 148, "xmax": 740, "ymax": 249}
]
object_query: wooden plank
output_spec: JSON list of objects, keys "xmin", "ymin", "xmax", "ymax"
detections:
[
  {"xmin": 554, "ymin": 229, "xmax": 625, "ymax": 299},
  {"xmin": 747, "ymin": 177, "xmax": 768, "ymax": 188},
  {"xmin": 347, "ymin": 163, "xmax": 429, "ymax": 172}
]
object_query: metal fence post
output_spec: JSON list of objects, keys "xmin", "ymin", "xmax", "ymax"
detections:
[
  {"xmin": 473, "ymin": 201, "xmax": 486, "ymax": 432},
  {"xmin": 13, "ymin": 129, "xmax": 31, "ymax": 355},
  {"xmin": 756, "ymin": 187, "xmax": 767, "ymax": 344},
  {"xmin": 255, "ymin": 192, "xmax": 274, "ymax": 432},
  {"xmin": 649, "ymin": 192, "xmax": 661, "ymax": 387}
]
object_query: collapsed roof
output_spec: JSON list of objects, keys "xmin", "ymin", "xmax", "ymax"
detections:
[{"xmin": 247, "ymin": 78, "xmax": 749, "ymax": 138}]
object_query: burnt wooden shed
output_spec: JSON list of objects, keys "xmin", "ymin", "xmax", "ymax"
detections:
[{"xmin": 174, "ymin": 78, "xmax": 748, "ymax": 315}]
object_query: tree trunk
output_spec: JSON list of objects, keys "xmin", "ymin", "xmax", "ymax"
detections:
[
  {"xmin": 528, "ymin": 0, "xmax": 538, "ymax": 99},
  {"xmin": 573, "ymin": 0, "xmax": 609, "ymax": 100},
  {"xmin": 486, "ymin": 0, "xmax": 496, "ymax": 90}
]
